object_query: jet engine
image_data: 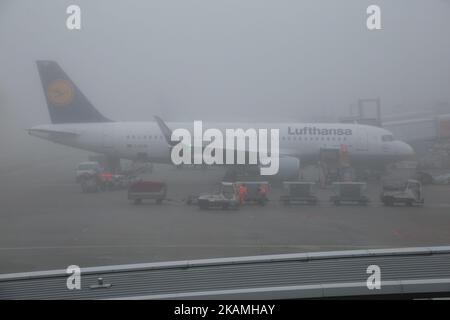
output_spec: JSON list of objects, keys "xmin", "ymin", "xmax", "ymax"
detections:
[{"xmin": 275, "ymin": 156, "xmax": 300, "ymax": 181}]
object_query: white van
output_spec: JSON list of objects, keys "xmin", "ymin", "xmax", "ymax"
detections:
[{"xmin": 76, "ymin": 161, "xmax": 101, "ymax": 182}]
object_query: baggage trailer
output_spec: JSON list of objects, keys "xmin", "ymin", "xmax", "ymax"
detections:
[
  {"xmin": 330, "ymin": 182, "xmax": 369, "ymax": 205},
  {"xmin": 380, "ymin": 179, "xmax": 424, "ymax": 207},
  {"xmin": 235, "ymin": 181, "xmax": 270, "ymax": 206},
  {"xmin": 280, "ymin": 182, "xmax": 318, "ymax": 205},
  {"xmin": 128, "ymin": 181, "xmax": 167, "ymax": 205},
  {"xmin": 197, "ymin": 182, "xmax": 239, "ymax": 210},
  {"xmin": 185, "ymin": 194, "xmax": 200, "ymax": 205}
]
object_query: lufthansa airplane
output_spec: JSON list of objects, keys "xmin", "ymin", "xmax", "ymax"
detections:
[{"xmin": 29, "ymin": 61, "xmax": 414, "ymax": 178}]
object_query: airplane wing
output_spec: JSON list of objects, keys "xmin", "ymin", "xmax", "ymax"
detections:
[
  {"xmin": 28, "ymin": 128, "xmax": 79, "ymax": 139},
  {"xmin": 153, "ymin": 116, "xmax": 298, "ymax": 158}
]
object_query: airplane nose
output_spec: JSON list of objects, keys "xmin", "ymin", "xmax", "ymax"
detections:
[{"xmin": 399, "ymin": 142, "xmax": 415, "ymax": 157}]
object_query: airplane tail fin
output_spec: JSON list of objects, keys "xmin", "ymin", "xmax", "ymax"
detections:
[{"xmin": 36, "ymin": 60, "xmax": 111, "ymax": 124}]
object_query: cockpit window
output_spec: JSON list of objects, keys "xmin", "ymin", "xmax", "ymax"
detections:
[{"xmin": 382, "ymin": 134, "xmax": 394, "ymax": 142}]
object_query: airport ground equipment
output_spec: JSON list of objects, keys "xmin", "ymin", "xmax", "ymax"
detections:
[
  {"xmin": 3, "ymin": 246, "xmax": 450, "ymax": 299},
  {"xmin": 380, "ymin": 179, "xmax": 424, "ymax": 207},
  {"xmin": 280, "ymin": 182, "xmax": 318, "ymax": 205},
  {"xmin": 330, "ymin": 182, "xmax": 369, "ymax": 205},
  {"xmin": 235, "ymin": 181, "xmax": 270, "ymax": 206},
  {"xmin": 79, "ymin": 172, "xmax": 100, "ymax": 193},
  {"xmin": 128, "ymin": 181, "xmax": 167, "ymax": 205},
  {"xmin": 197, "ymin": 182, "xmax": 239, "ymax": 210},
  {"xmin": 76, "ymin": 161, "xmax": 101, "ymax": 183}
]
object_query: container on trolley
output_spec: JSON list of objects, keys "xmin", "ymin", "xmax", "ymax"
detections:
[
  {"xmin": 280, "ymin": 181, "xmax": 318, "ymax": 205},
  {"xmin": 235, "ymin": 181, "xmax": 270, "ymax": 206}
]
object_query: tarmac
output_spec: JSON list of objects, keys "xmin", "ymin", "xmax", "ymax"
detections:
[{"xmin": 1, "ymin": 151, "xmax": 450, "ymax": 274}]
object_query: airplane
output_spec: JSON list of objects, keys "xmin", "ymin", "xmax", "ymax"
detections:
[{"xmin": 28, "ymin": 61, "xmax": 414, "ymax": 179}]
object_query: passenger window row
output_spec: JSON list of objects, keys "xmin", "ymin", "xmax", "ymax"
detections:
[{"xmin": 126, "ymin": 135, "xmax": 163, "ymax": 140}]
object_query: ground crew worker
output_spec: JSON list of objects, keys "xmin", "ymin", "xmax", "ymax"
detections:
[
  {"xmin": 258, "ymin": 184, "xmax": 268, "ymax": 198},
  {"xmin": 258, "ymin": 184, "xmax": 269, "ymax": 205},
  {"xmin": 238, "ymin": 183, "xmax": 248, "ymax": 204}
]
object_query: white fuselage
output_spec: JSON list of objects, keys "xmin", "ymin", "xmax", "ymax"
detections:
[{"xmin": 29, "ymin": 121, "xmax": 414, "ymax": 166}]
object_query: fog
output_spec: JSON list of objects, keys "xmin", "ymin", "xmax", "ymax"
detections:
[{"xmin": 1, "ymin": 0, "xmax": 450, "ymax": 165}]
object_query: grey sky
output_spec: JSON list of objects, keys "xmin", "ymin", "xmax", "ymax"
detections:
[{"xmin": 1, "ymin": 0, "xmax": 449, "ymax": 162}]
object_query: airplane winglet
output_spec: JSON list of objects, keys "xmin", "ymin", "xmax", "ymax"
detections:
[{"xmin": 154, "ymin": 116, "xmax": 178, "ymax": 146}]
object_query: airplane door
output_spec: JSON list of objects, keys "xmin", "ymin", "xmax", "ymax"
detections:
[{"xmin": 357, "ymin": 128, "xmax": 369, "ymax": 151}]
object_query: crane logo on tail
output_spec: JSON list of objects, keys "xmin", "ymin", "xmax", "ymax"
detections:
[{"xmin": 47, "ymin": 79, "xmax": 75, "ymax": 107}]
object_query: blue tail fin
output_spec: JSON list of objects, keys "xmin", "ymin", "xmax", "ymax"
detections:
[{"xmin": 36, "ymin": 60, "xmax": 111, "ymax": 124}]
